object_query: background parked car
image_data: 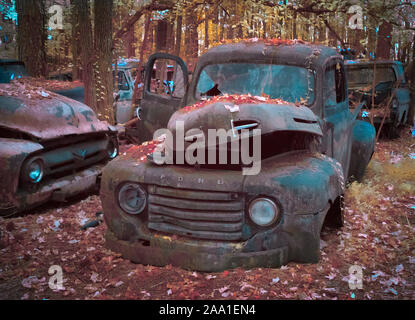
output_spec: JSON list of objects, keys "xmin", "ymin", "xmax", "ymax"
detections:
[{"xmin": 345, "ymin": 60, "xmax": 410, "ymax": 138}]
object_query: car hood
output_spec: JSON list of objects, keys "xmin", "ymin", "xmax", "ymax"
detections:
[
  {"xmin": 0, "ymin": 89, "xmax": 110, "ymax": 140},
  {"xmin": 167, "ymin": 101, "xmax": 322, "ymax": 140}
]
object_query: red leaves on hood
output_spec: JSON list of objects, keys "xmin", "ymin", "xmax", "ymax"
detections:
[
  {"xmin": 123, "ymin": 140, "xmax": 158, "ymax": 163},
  {"xmin": 14, "ymin": 77, "xmax": 84, "ymax": 91},
  {"xmin": 179, "ymin": 94, "xmax": 291, "ymax": 114}
]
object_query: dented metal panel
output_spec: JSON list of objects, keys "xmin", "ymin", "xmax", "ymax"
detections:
[{"xmin": 0, "ymin": 90, "xmax": 109, "ymax": 140}]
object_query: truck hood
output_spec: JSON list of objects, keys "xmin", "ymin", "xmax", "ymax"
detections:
[
  {"xmin": 168, "ymin": 101, "xmax": 322, "ymax": 139},
  {"xmin": 0, "ymin": 90, "xmax": 110, "ymax": 140}
]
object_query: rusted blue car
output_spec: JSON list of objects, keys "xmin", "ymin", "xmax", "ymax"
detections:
[
  {"xmin": 101, "ymin": 41, "xmax": 375, "ymax": 271},
  {"xmin": 345, "ymin": 60, "xmax": 410, "ymax": 137},
  {"xmin": 0, "ymin": 83, "xmax": 118, "ymax": 217}
]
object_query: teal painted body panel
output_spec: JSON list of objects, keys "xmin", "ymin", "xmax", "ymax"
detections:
[{"xmin": 348, "ymin": 120, "xmax": 376, "ymax": 181}]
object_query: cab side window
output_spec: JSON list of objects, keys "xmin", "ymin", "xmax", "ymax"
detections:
[
  {"xmin": 324, "ymin": 62, "xmax": 346, "ymax": 107},
  {"xmin": 324, "ymin": 67, "xmax": 336, "ymax": 107},
  {"xmin": 113, "ymin": 71, "xmax": 129, "ymax": 91},
  {"xmin": 118, "ymin": 71, "xmax": 129, "ymax": 91},
  {"xmin": 149, "ymin": 59, "xmax": 185, "ymax": 98}
]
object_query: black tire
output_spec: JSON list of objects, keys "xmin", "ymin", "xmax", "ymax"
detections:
[{"xmin": 323, "ymin": 196, "xmax": 345, "ymax": 228}]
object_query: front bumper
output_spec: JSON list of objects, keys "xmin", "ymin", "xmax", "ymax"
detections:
[
  {"xmin": 104, "ymin": 207, "xmax": 328, "ymax": 272},
  {"xmin": 13, "ymin": 164, "xmax": 105, "ymax": 213},
  {"xmin": 106, "ymin": 230, "xmax": 289, "ymax": 272}
]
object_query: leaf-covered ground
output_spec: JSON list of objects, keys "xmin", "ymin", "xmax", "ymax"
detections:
[{"xmin": 1, "ymin": 130, "xmax": 414, "ymax": 300}]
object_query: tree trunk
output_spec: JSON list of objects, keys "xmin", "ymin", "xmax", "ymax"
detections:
[
  {"xmin": 126, "ymin": 27, "xmax": 136, "ymax": 57},
  {"xmin": 130, "ymin": 13, "xmax": 152, "ymax": 119},
  {"xmin": 16, "ymin": 0, "xmax": 47, "ymax": 77},
  {"xmin": 155, "ymin": 19, "xmax": 168, "ymax": 53},
  {"xmin": 376, "ymin": 21, "xmax": 392, "ymax": 60},
  {"xmin": 213, "ymin": 5, "xmax": 219, "ymax": 42},
  {"xmin": 408, "ymin": 33, "xmax": 415, "ymax": 126},
  {"xmin": 70, "ymin": 0, "xmax": 81, "ymax": 80},
  {"xmin": 292, "ymin": 10, "xmax": 297, "ymax": 40},
  {"xmin": 175, "ymin": 14, "xmax": 182, "ymax": 56},
  {"xmin": 76, "ymin": 0, "xmax": 95, "ymax": 109},
  {"xmin": 148, "ymin": 20, "xmax": 154, "ymax": 54},
  {"xmin": 204, "ymin": 10, "xmax": 209, "ymax": 49},
  {"xmin": 166, "ymin": 20, "xmax": 174, "ymax": 53},
  {"xmin": 155, "ymin": 18, "xmax": 168, "ymax": 94},
  {"xmin": 185, "ymin": 7, "xmax": 198, "ymax": 70},
  {"xmin": 367, "ymin": 16, "xmax": 377, "ymax": 59},
  {"xmin": 317, "ymin": 24, "xmax": 326, "ymax": 43},
  {"xmin": 220, "ymin": 10, "xmax": 225, "ymax": 40},
  {"xmin": 94, "ymin": 0, "xmax": 114, "ymax": 124}
]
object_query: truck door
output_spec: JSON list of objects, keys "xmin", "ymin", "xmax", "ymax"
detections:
[
  {"xmin": 139, "ymin": 53, "xmax": 188, "ymax": 142},
  {"xmin": 322, "ymin": 59, "xmax": 353, "ymax": 178}
]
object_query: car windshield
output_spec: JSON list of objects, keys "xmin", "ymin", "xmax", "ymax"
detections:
[
  {"xmin": 196, "ymin": 63, "xmax": 315, "ymax": 104},
  {"xmin": 0, "ymin": 63, "xmax": 27, "ymax": 83},
  {"xmin": 346, "ymin": 66, "xmax": 396, "ymax": 86}
]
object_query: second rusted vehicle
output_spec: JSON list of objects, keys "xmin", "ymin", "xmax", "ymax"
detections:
[
  {"xmin": 0, "ymin": 83, "xmax": 118, "ymax": 217},
  {"xmin": 101, "ymin": 40, "xmax": 375, "ymax": 271},
  {"xmin": 345, "ymin": 60, "xmax": 410, "ymax": 138}
]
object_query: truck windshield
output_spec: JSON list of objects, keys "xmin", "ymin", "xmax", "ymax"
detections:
[
  {"xmin": 196, "ymin": 63, "xmax": 315, "ymax": 104},
  {"xmin": 346, "ymin": 66, "xmax": 396, "ymax": 86}
]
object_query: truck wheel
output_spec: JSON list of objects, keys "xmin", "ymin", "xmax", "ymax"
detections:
[{"xmin": 323, "ymin": 196, "xmax": 345, "ymax": 228}]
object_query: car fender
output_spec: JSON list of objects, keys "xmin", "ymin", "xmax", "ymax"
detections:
[
  {"xmin": 0, "ymin": 138, "xmax": 43, "ymax": 208},
  {"xmin": 243, "ymin": 151, "xmax": 345, "ymax": 216},
  {"xmin": 348, "ymin": 120, "xmax": 375, "ymax": 181}
]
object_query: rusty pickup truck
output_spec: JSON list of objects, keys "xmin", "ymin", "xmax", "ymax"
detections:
[
  {"xmin": 100, "ymin": 40, "xmax": 375, "ymax": 271},
  {"xmin": 0, "ymin": 81, "xmax": 118, "ymax": 217}
]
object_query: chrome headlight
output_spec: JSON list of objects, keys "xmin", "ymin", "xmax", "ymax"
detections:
[
  {"xmin": 248, "ymin": 198, "xmax": 280, "ymax": 227},
  {"xmin": 118, "ymin": 183, "xmax": 147, "ymax": 214},
  {"xmin": 107, "ymin": 138, "xmax": 118, "ymax": 159},
  {"xmin": 23, "ymin": 158, "xmax": 44, "ymax": 184}
]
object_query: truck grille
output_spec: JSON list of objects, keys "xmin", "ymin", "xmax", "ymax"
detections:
[
  {"xmin": 41, "ymin": 136, "xmax": 109, "ymax": 179},
  {"xmin": 147, "ymin": 185, "xmax": 244, "ymax": 241}
]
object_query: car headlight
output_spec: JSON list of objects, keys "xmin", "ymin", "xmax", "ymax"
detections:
[
  {"xmin": 24, "ymin": 158, "xmax": 44, "ymax": 184},
  {"xmin": 107, "ymin": 138, "xmax": 118, "ymax": 159},
  {"xmin": 118, "ymin": 183, "xmax": 147, "ymax": 214},
  {"xmin": 248, "ymin": 198, "xmax": 280, "ymax": 227}
]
